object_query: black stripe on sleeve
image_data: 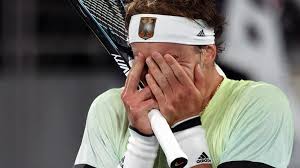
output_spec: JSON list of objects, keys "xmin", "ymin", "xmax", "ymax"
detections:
[
  {"xmin": 171, "ymin": 116, "xmax": 201, "ymax": 133},
  {"xmin": 129, "ymin": 125, "xmax": 155, "ymax": 137},
  {"xmin": 218, "ymin": 161, "xmax": 275, "ymax": 168},
  {"xmin": 74, "ymin": 164, "xmax": 96, "ymax": 168}
]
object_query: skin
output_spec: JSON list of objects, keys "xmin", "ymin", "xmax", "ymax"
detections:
[{"xmin": 121, "ymin": 42, "xmax": 223, "ymax": 168}]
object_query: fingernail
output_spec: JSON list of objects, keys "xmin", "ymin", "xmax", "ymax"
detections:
[
  {"xmin": 146, "ymin": 57, "xmax": 151, "ymax": 64},
  {"xmin": 145, "ymin": 73, "xmax": 150, "ymax": 80},
  {"xmin": 197, "ymin": 63, "xmax": 201, "ymax": 69}
]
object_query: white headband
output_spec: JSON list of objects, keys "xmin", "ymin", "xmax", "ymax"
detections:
[{"xmin": 128, "ymin": 14, "xmax": 215, "ymax": 45}]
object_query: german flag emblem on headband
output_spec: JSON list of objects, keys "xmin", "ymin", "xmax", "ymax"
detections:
[
  {"xmin": 138, "ymin": 17, "xmax": 156, "ymax": 40},
  {"xmin": 128, "ymin": 14, "xmax": 215, "ymax": 45}
]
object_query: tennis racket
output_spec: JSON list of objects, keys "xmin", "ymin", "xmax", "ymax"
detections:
[{"xmin": 70, "ymin": 0, "xmax": 188, "ymax": 167}]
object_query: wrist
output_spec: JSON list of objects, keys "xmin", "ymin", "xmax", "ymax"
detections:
[
  {"xmin": 119, "ymin": 126, "xmax": 159, "ymax": 168},
  {"xmin": 128, "ymin": 126, "xmax": 158, "ymax": 147},
  {"xmin": 172, "ymin": 116, "xmax": 212, "ymax": 167},
  {"xmin": 171, "ymin": 116, "xmax": 201, "ymax": 132},
  {"xmin": 129, "ymin": 125, "xmax": 154, "ymax": 137}
]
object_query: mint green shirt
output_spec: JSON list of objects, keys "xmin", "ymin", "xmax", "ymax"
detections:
[{"xmin": 74, "ymin": 78, "xmax": 294, "ymax": 168}]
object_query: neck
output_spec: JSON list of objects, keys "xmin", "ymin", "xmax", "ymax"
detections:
[{"xmin": 202, "ymin": 66, "xmax": 224, "ymax": 109}]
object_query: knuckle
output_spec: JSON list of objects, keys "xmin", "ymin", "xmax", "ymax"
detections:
[
  {"xmin": 122, "ymin": 96, "xmax": 132, "ymax": 106},
  {"xmin": 129, "ymin": 105, "xmax": 135, "ymax": 112},
  {"xmin": 123, "ymin": 99, "xmax": 130, "ymax": 106},
  {"xmin": 144, "ymin": 86, "xmax": 151, "ymax": 94},
  {"xmin": 149, "ymin": 99, "xmax": 157, "ymax": 107},
  {"xmin": 129, "ymin": 105, "xmax": 138, "ymax": 113},
  {"xmin": 164, "ymin": 69, "xmax": 172, "ymax": 77},
  {"xmin": 165, "ymin": 104, "xmax": 174, "ymax": 113},
  {"xmin": 121, "ymin": 92, "xmax": 126, "ymax": 99},
  {"xmin": 121, "ymin": 92, "xmax": 124, "ymax": 98},
  {"xmin": 121, "ymin": 94, "xmax": 127, "ymax": 102},
  {"xmin": 176, "ymin": 91, "xmax": 184, "ymax": 99},
  {"xmin": 161, "ymin": 77, "xmax": 168, "ymax": 87},
  {"xmin": 172, "ymin": 96, "xmax": 180, "ymax": 105},
  {"xmin": 140, "ymin": 87, "xmax": 151, "ymax": 98}
]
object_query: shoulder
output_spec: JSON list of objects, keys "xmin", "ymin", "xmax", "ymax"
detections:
[
  {"xmin": 239, "ymin": 81, "xmax": 290, "ymax": 109},
  {"xmin": 91, "ymin": 88, "xmax": 124, "ymax": 109},
  {"xmin": 93, "ymin": 88, "xmax": 123, "ymax": 104},
  {"xmin": 221, "ymin": 79, "xmax": 292, "ymax": 127},
  {"xmin": 219, "ymin": 80, "xmax": 294, "ymax": 167},
  {"xmin": 88, "ymin": 88, "xmax": 125, "ymax": 119},
  {"xmin": 227, "ymin": 80, "xmax": 292, "ymax": 130},
  {"xmin": 226, "ymin": 79, "xmax": 289, "ymax": 106},
  {"xmin": 244, "ymin": 81, "xmax": 287, "ymax": 99},
  {"xmin": 79, "ymin": 88, "xmax": 129, "ymax": 167}
]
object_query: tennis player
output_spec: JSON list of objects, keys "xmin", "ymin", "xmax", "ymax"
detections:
[{"xmin": 74, "ymin": 0, "xmax": 294, "ymax": 168}]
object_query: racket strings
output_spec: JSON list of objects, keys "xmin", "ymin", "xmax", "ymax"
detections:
[{"xmin": 83, "ymin": 0, "xmax": 128, "ymax": 43}]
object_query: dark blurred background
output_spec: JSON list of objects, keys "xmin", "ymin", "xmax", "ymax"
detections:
[{"xmin": 1, "ymin": 0, "xmax": 299, "ymax": 167}]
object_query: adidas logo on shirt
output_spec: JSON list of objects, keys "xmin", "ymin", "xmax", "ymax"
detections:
[
  {"xmin": 197, "ymin": 29, "xmax": 205, "ymax": 37},
  {"xmin": 196, "ymin": 152, "xmax": 211, "ymax": 163}
]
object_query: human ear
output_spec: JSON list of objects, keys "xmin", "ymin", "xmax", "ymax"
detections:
[{"xmin": 202, "ymin": 45, "xmax": 217, "ymax": 66}]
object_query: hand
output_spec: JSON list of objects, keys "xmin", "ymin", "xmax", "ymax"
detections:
[
  {"xmin": 121, "ymin": 53, "xmax": 158, "ymax": 135},
  {"xmin": 145, "ymin": 52, "xmax": 206, "ymax": 126}
]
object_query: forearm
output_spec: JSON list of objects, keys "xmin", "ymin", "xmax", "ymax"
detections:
[
  {"xmin": 120, "ymin": 116, "xmax": 212, "ymax": 168},
  {"xmin": 118, "ymin": 127, "xmax": 159, "ymax": 168},
  {"xmin": 172, "ymin": 116, "xmax": 212, "ymax": 168}
]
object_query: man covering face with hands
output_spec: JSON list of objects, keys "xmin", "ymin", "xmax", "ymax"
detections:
[{"xmin": 74, "ymin": 0, "xmax": 294, "ymax": 168}]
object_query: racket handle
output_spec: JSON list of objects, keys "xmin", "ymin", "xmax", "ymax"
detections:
[{"xmin": 148, "ymin": 109, "xmax": 188, "ymax": 168}]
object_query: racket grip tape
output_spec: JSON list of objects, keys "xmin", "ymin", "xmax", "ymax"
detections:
[{"xmin": 148, "ymin": 109, "xmax": 188, "ymax": 168}]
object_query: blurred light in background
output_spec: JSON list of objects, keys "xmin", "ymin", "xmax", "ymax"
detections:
[
  {"xmin": 0, "ymin": 0, "xmax": 299, "ymax": 168},
  {"xmin": 218, "ymin": 0, "xmax": 300, "ymax": 167}
]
